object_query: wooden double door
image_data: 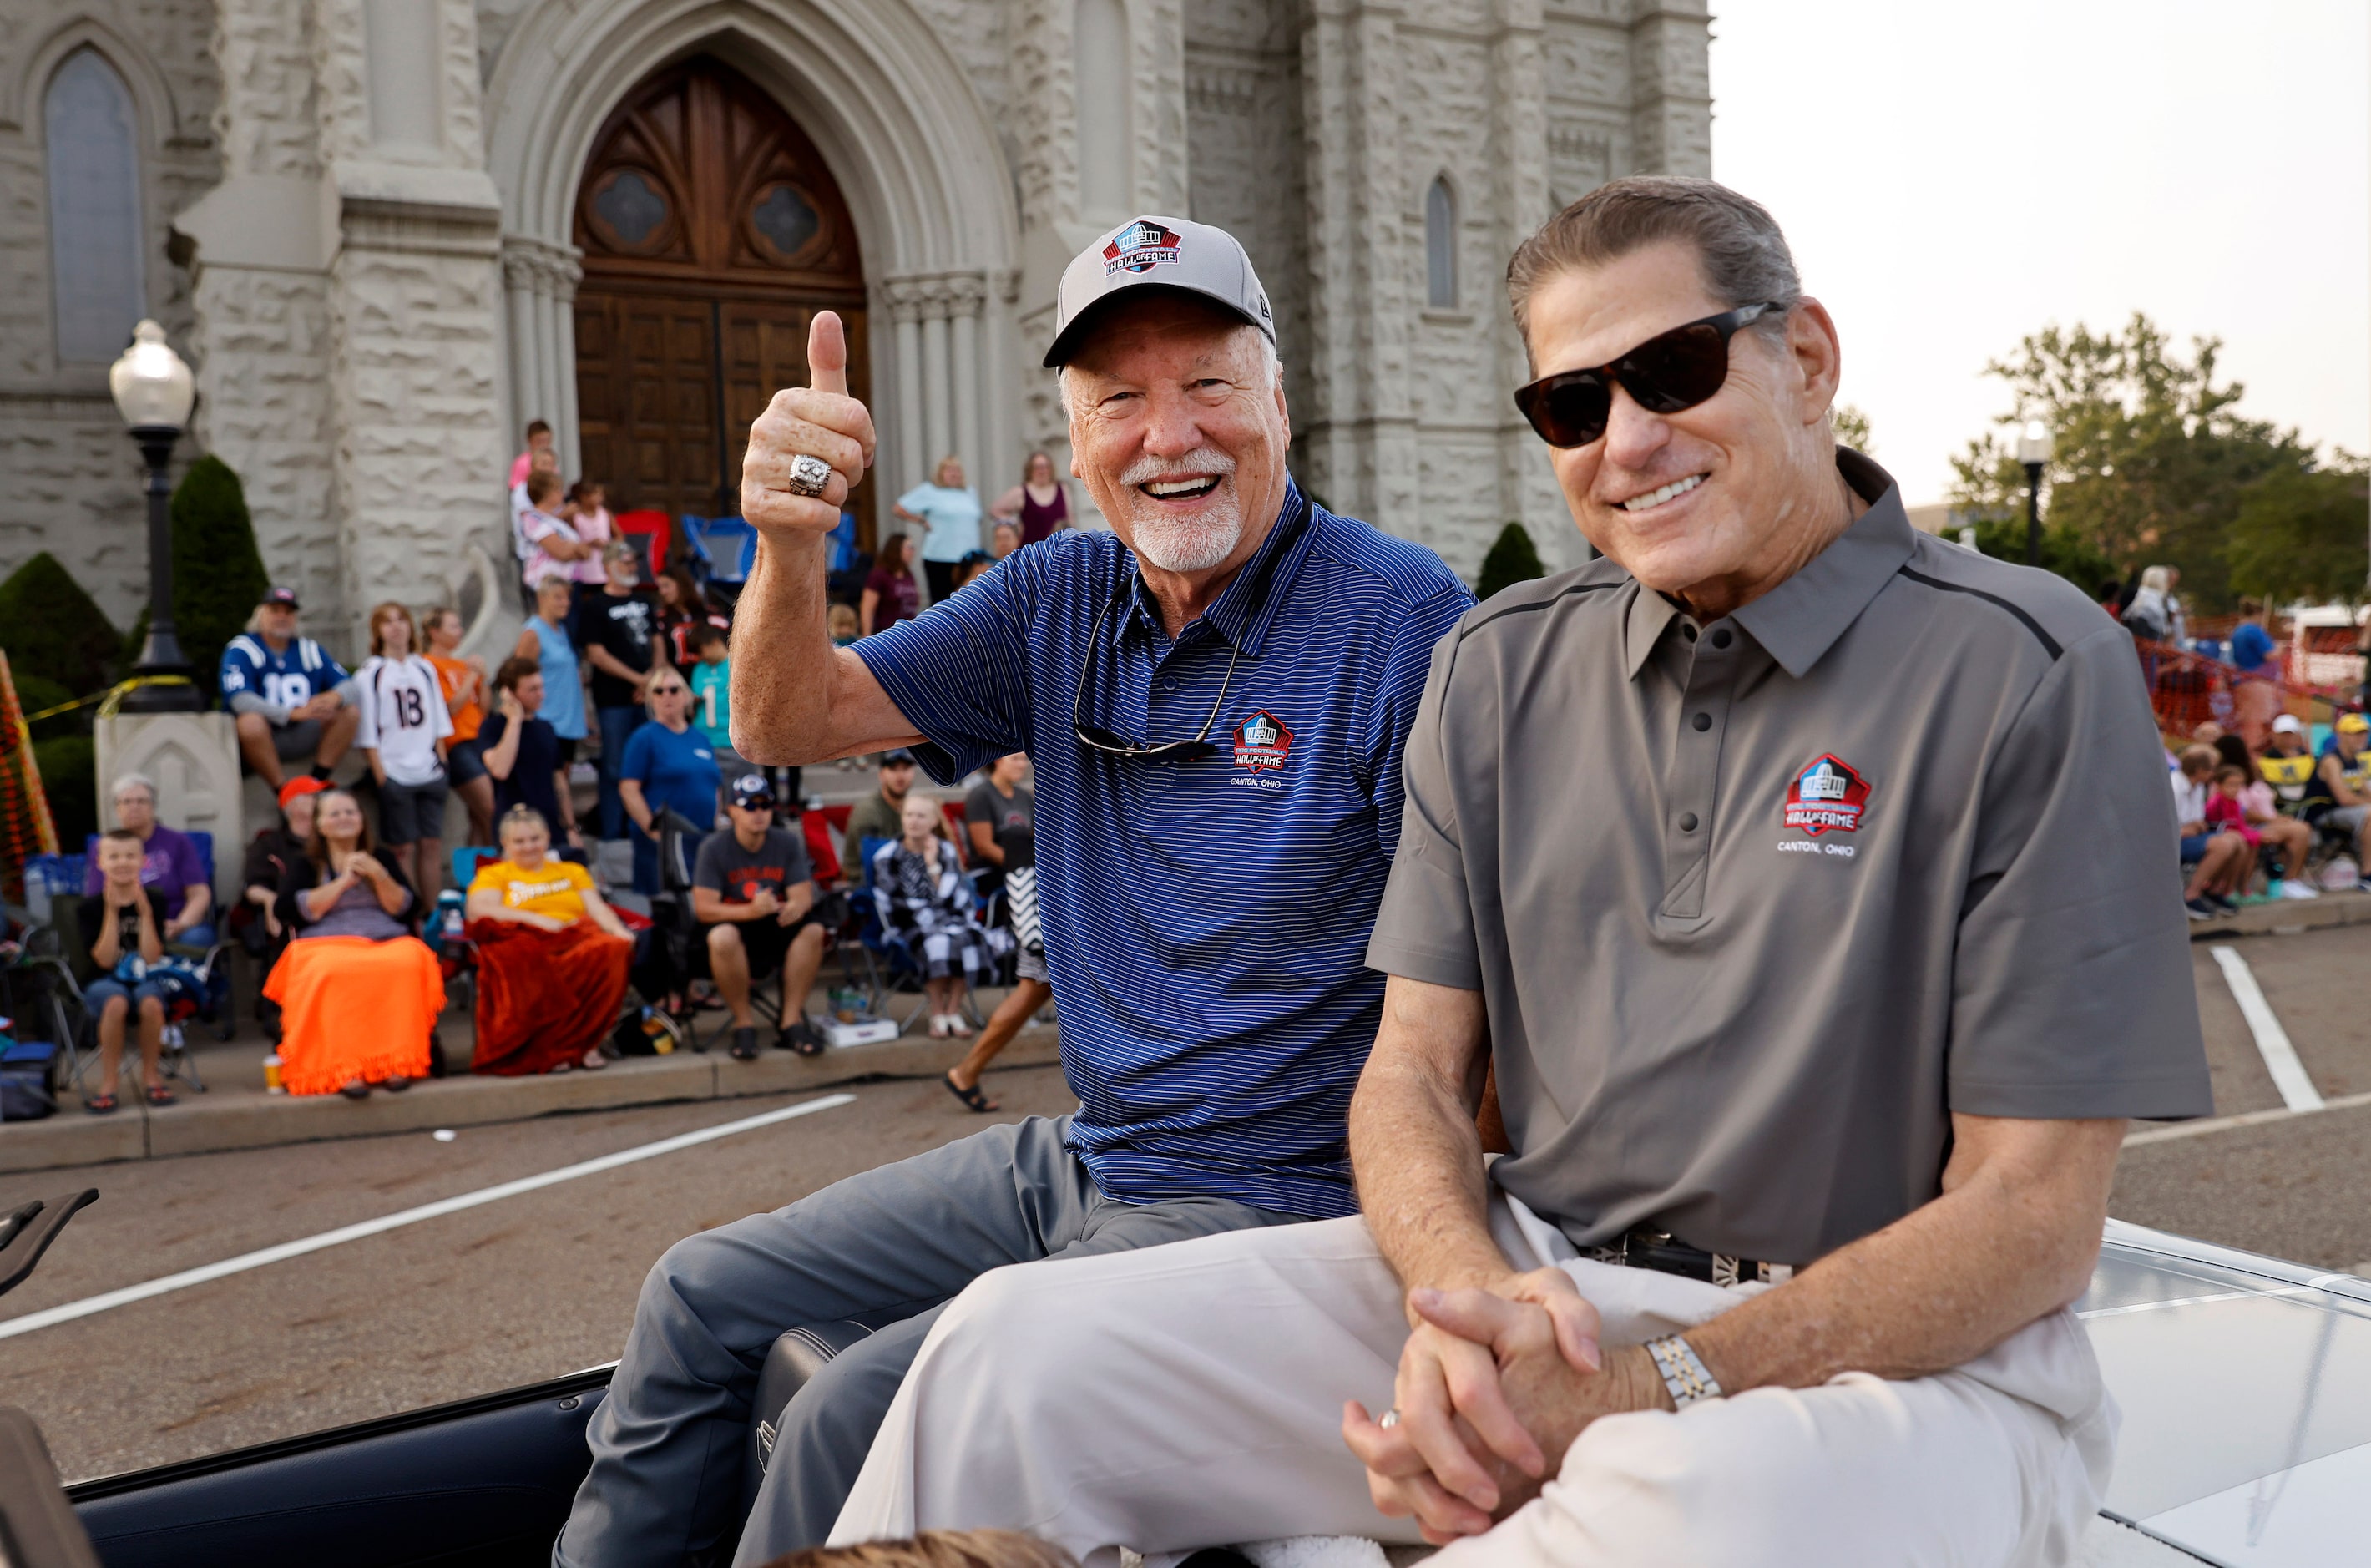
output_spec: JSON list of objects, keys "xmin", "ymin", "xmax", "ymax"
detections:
[{"xmin": 573, "ymin": 57, "xmax": 872, "ymax": 537}]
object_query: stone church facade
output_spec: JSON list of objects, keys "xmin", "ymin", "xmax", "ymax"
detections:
[{"xmin": 2, "ymin": 0, "xmax": 1709, "ymax": 657}]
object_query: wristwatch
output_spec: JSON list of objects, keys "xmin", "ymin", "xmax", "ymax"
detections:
[{"xmin": 1644, "ymin": 1334, "xmax": 1723, "ymax": 1409}]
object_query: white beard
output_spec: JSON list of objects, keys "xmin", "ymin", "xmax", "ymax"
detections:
[{"xmin": 1115, "ymin": 448, "xmax": 1242, "ymax": 573}]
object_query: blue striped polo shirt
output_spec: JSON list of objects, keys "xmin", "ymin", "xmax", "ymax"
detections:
[{"xmin": 856, "ymin": 481, "xmax": 1472, "ymax": 1216}]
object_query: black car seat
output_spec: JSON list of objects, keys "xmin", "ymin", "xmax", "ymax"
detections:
[{"xmin": 748, "ymin": 1320, "xmax": 878, "ymax": 1503}]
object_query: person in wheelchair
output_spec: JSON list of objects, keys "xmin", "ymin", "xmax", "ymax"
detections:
[
  {"xmin": 870, "ymin": 794, "xmax": 1005, "ymax": 1041},
  {"xmin": 265, "ymin": 787, "xmax": 441, "ymax": 1098},
  {"xmin": 695, "ymin": 773, "xmax": 829, "ymax": 1060},
  {"xmin": 463, "ymin": 805, "xmax": 631, "ymax": 1075},
  {"xmin": 78, "ymin": 828, "xmax": 177, "ymax": 1112}
]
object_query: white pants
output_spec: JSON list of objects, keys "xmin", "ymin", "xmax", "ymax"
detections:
[{"xmin": 831, "ymin": 1191, "xmax": 2116, "ymax": 1568}]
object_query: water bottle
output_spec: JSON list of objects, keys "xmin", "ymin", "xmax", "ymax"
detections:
[{"xmin": 442, "ymin": 902, "xmax": 464, "ymax": 941}]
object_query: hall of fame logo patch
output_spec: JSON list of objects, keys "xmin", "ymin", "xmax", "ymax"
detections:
[
  {"xmin": 1232, "ymin": 711, "xmax": 1292, "ymax": 771},
  {"xmin": 1782, "ymin": 754, "xmax": 1871, "ymax": 837},
  {"xmin": 1104, "ymin": 221, "xmax": 1183, "ymax": 275}
]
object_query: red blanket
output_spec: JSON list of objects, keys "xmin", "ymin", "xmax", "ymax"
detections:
[{"xmin": 468, "ymin": 918, "xmax": 631, "ymax": 1075}]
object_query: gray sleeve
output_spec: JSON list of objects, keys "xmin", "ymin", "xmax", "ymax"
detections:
[
  {"xmin": 1947, "ymin": 624, "xmax": 2214, "ymax": 1120},
  {"xmin": 226, "ymin": 690, "xmax": 289, "ymax": 723},
  {"xmin": 690, "ymin": 834, "xmax": 727, "ymax": 893},
  {"xmin": 329, "ymin": 676, "xmax": 361, "ymax": 706},
  {"xmin": 1363, "ymin": 630, "xmax": 1484, "ymax": 990}
]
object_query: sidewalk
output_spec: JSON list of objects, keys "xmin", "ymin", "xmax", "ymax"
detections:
[
  {"xmin": 3, "ymin": 985, "xmax": 1060, "ymax": 1176},
  {"xmin": 2190, "ymin": 886, "xmax": 2371, "ymax": 939}
]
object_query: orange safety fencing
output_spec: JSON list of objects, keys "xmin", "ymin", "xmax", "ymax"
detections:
[
  {"xmin": 2136, "ymin": 638, "xmax": 2359, "ymax": 743},
  {"xmin": 0, "ymin": 651, "xmax": 60, "ymax": 903}
]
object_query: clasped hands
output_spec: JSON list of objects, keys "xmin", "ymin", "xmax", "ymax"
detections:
[{"xmin": 1342, "ymin": 1267, "xmax": 1640, "ymax": 1544}]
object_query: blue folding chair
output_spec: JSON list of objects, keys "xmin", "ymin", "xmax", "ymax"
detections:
[{"xmin": 681, "ymin": 515, "xmax": 761, "ymax": 589}]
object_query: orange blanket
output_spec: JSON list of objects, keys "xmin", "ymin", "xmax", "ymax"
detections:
[
  {"xmin": 263, "ymin": 936, "xmax": 442, "ymax": 1095},
  {"xmin": 467, "ymin": 918, "xmax": 631, "ymax": 1075}
]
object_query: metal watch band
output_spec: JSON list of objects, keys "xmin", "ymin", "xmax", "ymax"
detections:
[{"xmin": 1645, "ymin": 1333, "xmax": 1723, "ymax": 1409}]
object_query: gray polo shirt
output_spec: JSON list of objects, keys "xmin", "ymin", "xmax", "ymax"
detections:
[{"xmin": 1367, "ymin": 450, "xmax": 2212, "ymax": 1266}]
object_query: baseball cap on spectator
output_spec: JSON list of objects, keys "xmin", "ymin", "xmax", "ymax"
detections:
[
  {"xmin": 278, "ymin": 776, "xmax": 330, "ymax": 809},
  {"xmin": 882, "ymin": 749, "xmax": 918, "ymax": 766},
  {"xmin": 729, "ymin": 773, "xmax": 775, "ymax": 810},
  {"xmin": 261, "ymin": 585, "xmax": 300, "ymax": 609},
  {"xmin": 2272, "ymin": 715, "xmax": 2304, "ymax": 736},
  {"xmin": 1044, "ymin": 215, "xmax": 1276, "ymax": 367},
  {"xmin": 2339, "ymin": 714, "xmax": 2369, "ymax": 736}
]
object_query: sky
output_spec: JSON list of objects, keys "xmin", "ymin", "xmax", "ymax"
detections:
[{"xmin": 1710, "ymin": 1, "xmax": 2370, "ymax": 506}]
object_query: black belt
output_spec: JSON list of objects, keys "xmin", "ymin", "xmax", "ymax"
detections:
[{"xmin": 1589, "ymin": 1225, "xmax": 1793, "ymax": 1287}]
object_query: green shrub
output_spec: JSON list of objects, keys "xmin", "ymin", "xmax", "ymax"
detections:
[
  {"xmin": 0, "ymin": 554, "xmax": 119, "ymax": 695},
  {"xmin": 169, "ymin": 455, "xmax": 269, "ymax": 698},
  {"xmin": 33, "ymin": 735, "xmax": 95, "ymax": 848},
  {"xmin": 1476, "ymin": 522, "xmax": 1548, "ymax": 603}
]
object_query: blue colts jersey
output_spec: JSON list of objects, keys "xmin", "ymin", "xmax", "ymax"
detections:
[{"xmin": 218, "ymin": 634, "xmax": 348, "ymax": 713}]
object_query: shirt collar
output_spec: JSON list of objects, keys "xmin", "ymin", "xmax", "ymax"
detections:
[
  {"xmin": 1114, "ymin": 479, "xmax": 1317, "ymax": 656},
  {"xmin": 1619, "ymin": 448, "xmax": 1913, "ymax": 680}
]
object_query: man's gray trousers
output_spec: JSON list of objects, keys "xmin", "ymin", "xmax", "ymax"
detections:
[{"xmin": 554, "ymin": 1114, "xmax": 1302, "ymax": 1568}]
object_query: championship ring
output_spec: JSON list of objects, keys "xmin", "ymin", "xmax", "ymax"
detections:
[{"xmin": 786, "ymin": 453, "xmax": 832, "ymax": 498}]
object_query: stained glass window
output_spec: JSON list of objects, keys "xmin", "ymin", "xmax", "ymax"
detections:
[
  {"xmin": 594, "ymin": 169, "xmax": 668, "ymax": 248},
  {"xmin": 46, "ymin": 49, "xmax": 145, "ymax": 363},
  {"xmin": 751, "ymin": 184, "xmax": 819, "ymax": 260}
]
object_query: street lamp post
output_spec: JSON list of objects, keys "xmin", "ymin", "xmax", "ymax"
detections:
[
  {"xmin": 2016, "ymin": 418, "xmax": 2053, "ymax": 569},
  {"xmin": 107, "ymin": 320, "xmax": 203, "ymax": 713}
]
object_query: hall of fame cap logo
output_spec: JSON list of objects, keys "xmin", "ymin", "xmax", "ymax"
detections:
[
  {"xmin": 1232, "ymin": 711, "xmax": 1293, "ymax": 771},
  {"xmin": 1104, "ymin": 221, "xmax": 1183, "ymax": 276},
  {"xmin": 1782, "ymin": 754, "xmax": 1871, "ymax": 836}
]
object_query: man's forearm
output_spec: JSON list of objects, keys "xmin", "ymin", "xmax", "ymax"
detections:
[
  {"xmin": 1349, "ymin": 980, "xmax": 1506, "ymax": 1297},
  {"xmin": 1686, "ymin": 1116, "xmax": 2123, "ymax": 1394},
  {"xmin": 730, "ymin": 532, "xmax": 835, "ymax": 765}
]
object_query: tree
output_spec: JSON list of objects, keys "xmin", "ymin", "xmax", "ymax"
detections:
[
  {"xmin": 1830, "ymin": 402, "xmax": 1874, "ymax": 454},
  {"xmin": 0, "ymin": 553, "xmax": 120, "ymax": 695},
  {"xmin": 1476, "ymin": 522, "xmax": 1547, "ymax": 601},
  {"xmin": 2224, "ymin": 457, "xmax": 2369, "ymax": 609},
  {"xmin": 1948, "ymin": 313, "xmax": 2312, "ymax": 608},
  {"xmin": 168, "ymin": 455, "xmax": 269, "ymax": 698}
]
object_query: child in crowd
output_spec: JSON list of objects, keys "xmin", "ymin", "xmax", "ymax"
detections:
[
  {"xmin": 562, "ymin": 480, "xmax": 614, "ymax": 608},
  {"xmin": 828, "ymin": 602, "xmax": 861, "ymax": 645},
  {"xmin": 689, "ymin": 623, "xmax": 735, "ymax": 762},
  {"xmin": 355, "ymin": 602, "xmax": 454, "ymax": 905},
  {"xmin": 423, "ymin": 608, "xmax": 495, "ymax": 846}
]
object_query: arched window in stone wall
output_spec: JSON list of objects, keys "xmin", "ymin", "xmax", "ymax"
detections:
[
  {"xmin": 1424, "ymin": 176, "xmax": 1457, "ymax": 309},
  {"xmin": 45, "ymin": 48, "xmax": 147, "ymax": 364},
  {"xmin": 1074, "ymin": 0, "xmax": 1133, "ymax": 223}
]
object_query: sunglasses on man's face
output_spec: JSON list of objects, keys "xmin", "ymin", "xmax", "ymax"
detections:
[{"xmin": 1513, "ymin": 302, "xmax": 1783, "ymax": 449}]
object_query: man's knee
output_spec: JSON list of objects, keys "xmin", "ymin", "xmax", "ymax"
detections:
[
  {"xmin": 708, "ymin": 923, "xmax": 744, "ymax": 958},
  {"xmin": 789, "ymin": 924, "xmax": 825, "ymax": 961}
]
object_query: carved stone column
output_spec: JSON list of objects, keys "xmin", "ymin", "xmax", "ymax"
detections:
[{"xmin": 947, "ymin": 272, "xmax": 988, "ymax": 496}]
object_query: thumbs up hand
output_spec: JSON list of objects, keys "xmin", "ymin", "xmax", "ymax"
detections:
[{"xmin": 742, "ymin": 310, "xmax": 877, "ymax": 535}]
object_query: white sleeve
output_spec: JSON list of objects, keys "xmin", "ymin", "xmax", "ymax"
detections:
[
  {"xmin": 355, "ymin": 661, "xmax": 382, "ymax": 749},
  {"xmin": 427, "ymin": 664, "xmax": 454, "ymax": 741}
]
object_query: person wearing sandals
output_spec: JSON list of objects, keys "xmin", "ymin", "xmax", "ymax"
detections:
[
  {"xmin": 694, "ymin": 774, "xmax": 828, "ymax": 1060},
  {"xmin": 78, "ymin": 828, "xmax": 177, "ymax": 1112},
  {"xmin": 945, "ymin": 752, "xmax": 1046, "ymax": 1112},
  {"xmin": 265, "ymin": 788, "xmax": 442, "ymax": 1098},
  {"xmin": 871, "ymin": 794, "xmax": 1007, "ymax": 1039}
]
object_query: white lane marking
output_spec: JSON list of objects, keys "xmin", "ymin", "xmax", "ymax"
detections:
[
  {"xmin": 0, "ymin": 1093, "xmax": 856, "ymax": 1341},
  {"xmin": 2209, "ymin": 944, "xmax": 2324, "ymax": 1112},
  {"xmin": 2123, "ymin": 1087, "xmax": 2371, "ymax": 1146}
]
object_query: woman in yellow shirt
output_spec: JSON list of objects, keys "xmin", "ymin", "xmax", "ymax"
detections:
[{"xmin": 464, "ymin": 806, "xmax": 632, "ymax": 1073}]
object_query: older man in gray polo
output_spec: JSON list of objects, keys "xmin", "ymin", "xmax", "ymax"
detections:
[{"xmin": 828, "ymin": 178, "xmax": 2212, "ymax": 1566}]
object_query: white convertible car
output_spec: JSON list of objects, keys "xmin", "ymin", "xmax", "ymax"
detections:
[{"xmin": 0, "ymin": 1196, "xmax": 2358, "ymax": 1567}]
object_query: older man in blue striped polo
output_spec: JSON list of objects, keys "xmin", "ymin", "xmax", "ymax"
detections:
[{"xmin": 556, "ymin": 217, "xmax": 1474, "ymax": 1568}]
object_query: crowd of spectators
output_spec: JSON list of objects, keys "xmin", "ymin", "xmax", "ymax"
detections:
[
  {"xmin": 71, "ymin": 421, "xmax": 1070, "ymax": 1107},
  {"xmin": 2171, "ymin": 711, "xmax": 2371, "ymax": 918}
]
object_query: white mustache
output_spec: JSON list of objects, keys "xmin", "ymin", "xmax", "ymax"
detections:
[{"xmin": 1119, "ymin": 448, "xmax": 1237, "ymax": 487}]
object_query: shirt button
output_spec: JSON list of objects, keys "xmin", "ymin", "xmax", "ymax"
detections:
[
  {"xmin": 1160, "ymin": 679, "xmax": 1177, "ymax": 691},
  {"xmin": 1681, "ymin": 624, "xmax": 1699, "ymax": 642},
  {"xmin": 1691, "ymin": 712, "xmax": 1711, "ymax": 731},
  {"xmin": 1679, "ymin": 812, "xmax": 1699, "ymax": 832},
  {"xmin": 1711, "ymin": 628, "xmax": 1733, "ymax": 649}
]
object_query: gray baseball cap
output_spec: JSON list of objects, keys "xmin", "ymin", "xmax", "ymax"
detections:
[{"xmin": 1042, "ymin": 215, "xmax": 1276, "ymax": 368}]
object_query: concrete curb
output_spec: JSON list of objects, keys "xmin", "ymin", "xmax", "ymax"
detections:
[
  {"xmin": 1, "ymin": 1027, "xmax": 1064, "ymax": 1175},
  {"xmin": 2189, "ymin": 888, "xmax": 2371, "ymax": 940}
]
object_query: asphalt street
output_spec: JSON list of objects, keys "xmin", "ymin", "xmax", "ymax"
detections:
[{"xmin": 8, "ymin": 924, "xmax": 2371, "ymax": 1485}]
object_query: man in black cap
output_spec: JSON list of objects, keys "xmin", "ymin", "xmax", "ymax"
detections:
[
  {"xmin": 692, "ymin": 773, "xmax": 827, "ymax": 1060},
  {"xmin": 841, "ymin": 747, "xmax": 923, "ymax": 848}
]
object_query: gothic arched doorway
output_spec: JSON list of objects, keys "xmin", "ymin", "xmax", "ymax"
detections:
[{"xmin": 573, "ymin": 56, "xmax": 872, "ymax": 537}]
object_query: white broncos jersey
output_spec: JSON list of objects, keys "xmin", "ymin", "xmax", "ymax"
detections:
[{"xmin": 356, "ymin": 654, "xmax": 454, "ymax": 785}]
